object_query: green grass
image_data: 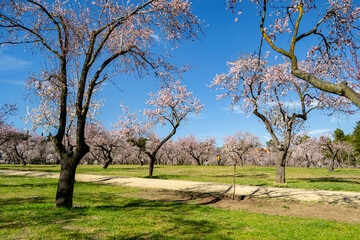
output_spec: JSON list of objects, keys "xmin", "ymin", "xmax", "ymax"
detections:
[
  {"xmin": 1, "ymin": 175, "xmax": 359, "ymax": 239},
  {"xmin": 1, "ymin": 164, "xmax": 360, "ymax": 192}
]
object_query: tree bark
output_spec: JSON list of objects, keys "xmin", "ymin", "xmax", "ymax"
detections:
[
  {"xmin": 103, "ymin": 156, "xmax": 112, "ymax": 169},
  {"xmin": 56, "ymin": 159, "xmax": 77, "ymax": 208},
  {"xmin": 305, "ymin": 154, "xmax": 310, "ymax": 168},
  {"xmin": 328, "ymin": 157, "xmax": 336, "ymax": 172},
  {"xmin": 102, "ymin": 149, "xmax": 113, "ymax": 169},
  {"xmin": 148, "ymin": 155, "xmax": 156, "ymax": 177},
  {"xmin": 275, "ymin": 150, "xmax": 287, "ymax": 184}
]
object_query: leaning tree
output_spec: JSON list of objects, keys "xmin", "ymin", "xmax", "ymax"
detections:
[
  {"xmin": 0, "ymin": 0, "xmax": 201, "ymax": 208},
  {"xmin": 228, "ymin": 0, "xmax": 360, "ymax": 107},
  {"xmin": 211, "ymin": 54, "xmax": 342, "ymax": 183}
]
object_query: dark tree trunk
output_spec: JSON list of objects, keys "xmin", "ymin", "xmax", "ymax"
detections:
[
  {"xmin": 240, "ymin": 157, "xmax": 244, "ymax": 166},
  {"xmin": 103, "ymin": 156, "xmax": 112, "ymax": 169},
  {"xmin": 328, "ymin": 157, "xmax": 336, "ymax": 172},
  {"xmin": 102, "ymin": 150, "xmax": 113, "ymax": 169},
  {"xmin": 148, "ymin": 155, "xmax": 156, "ymax": 177},
  {"xmin": 275, "ymin": 150, "xmax": 287, "ymax": 184},
  {"xmin": 56, "ymin": 159, "xmax": 77, "ymax": 208},
  {"xmin": 305, "ymin": 154, "xmax": 310, "ymax": 168}
]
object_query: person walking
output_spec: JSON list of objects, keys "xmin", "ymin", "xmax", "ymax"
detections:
[{"xmin": 216, "ymin": 155, "xmax": 222, "ymax": 166}]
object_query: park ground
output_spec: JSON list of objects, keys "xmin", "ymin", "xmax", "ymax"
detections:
[{"xmin": 1, "ymin": 165, "xmax": 360, "ymax": 239}]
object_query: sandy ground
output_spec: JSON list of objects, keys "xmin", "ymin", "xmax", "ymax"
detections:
[{"xmin": 1, "ymin": 169, "xmax": 360, "ymax": 223}]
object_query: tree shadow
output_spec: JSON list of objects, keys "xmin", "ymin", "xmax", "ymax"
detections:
[
  {"xmin": 214, "ymin": 173, "xmax": 268, "ymax": 179},
  {"xmin": 0, "ymin": 196, "xmax": 49, "ymax": 206},
  {"xmin": 144, "ymin": 175, "xmax": 183, "ymax": 180},
  {"xmin": 297, "ymin": 177, "xmax": 360, "ymax": 185}
]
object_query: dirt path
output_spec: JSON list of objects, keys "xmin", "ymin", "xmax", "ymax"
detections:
[
  {"xmin": 1, "ymin": 169, "xmax": 360, "ymax": 206},
  {"xmin": 1, "ymin": 169, "xmax": 360, "ymax": 223}
]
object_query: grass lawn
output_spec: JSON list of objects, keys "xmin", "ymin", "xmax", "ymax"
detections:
[
  {"xmin": 1, "ymin": 164, "xmax": 360, "ymax": 192},
  {"xmin": 1, "ymin": 175, "xmax": 359, "ymax": 240}
]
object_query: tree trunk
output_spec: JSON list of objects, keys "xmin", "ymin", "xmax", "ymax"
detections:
[
  {"xmin": 103, "ymin": 156, "xmax": 112, "ymax": 169},
  {"xmin": 56, "ymin": 159, "xmax": 77, "ymax": 208},
  {"xmin": 240, "ymin": 157, "xmax": 244, "ymax": 167},
  {"xmin": 328, "ymin": 157, "xmax": 335, "ymax": 172},
  {"xmin": 102, "ymin": 153, "xmax": 113, "ymax": 169},
  {"xmin": 275, "ymin": 150, "xmax": 287, "ymax": 184},
  {"xmin": 148, "ymin": 156, "xmax": 156, "ymax": 177},
  {"xmin": 305, "ymin": 155, "xmax": 310, "ymax": 169}
]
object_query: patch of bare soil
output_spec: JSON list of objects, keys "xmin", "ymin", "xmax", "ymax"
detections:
[{"xmin": 120, "ymin": 189, "xmax": 360, "ymax": 224}]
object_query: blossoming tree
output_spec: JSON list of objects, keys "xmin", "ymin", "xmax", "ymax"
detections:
[
  {"xmin": 0, "ymin": 0, "xmax": 201, "ymax": 208},
  {"xmin": 223, "ymin": 131, "xmax": 261, "ymax": 167},
  {"xmin": 228, "ymin": 0, "xmax": 360, "ymax": 107},
  {"xmin": 211, "ymin": 54, "xmax": 336, "ymax": 183},
  {"xmin": 117, "ymin": 80, "xmax": 203, "ymax": 176},
  {"xmin": 178, "ymin": 135, "xmax": 216, "ymax": 165}
]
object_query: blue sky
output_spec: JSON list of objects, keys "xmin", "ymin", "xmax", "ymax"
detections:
[{"xmin": 0, "ymin": 0, "xmax": 358, "ymax": 146}]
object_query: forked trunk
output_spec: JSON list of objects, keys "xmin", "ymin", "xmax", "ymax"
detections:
[
  {"xmin": 275, "ymin": 150, "xmax": 287, "ymax": 184},
  {"xmin": 56, "ymin": 159, "xmax": 77, "ymax": 208}
]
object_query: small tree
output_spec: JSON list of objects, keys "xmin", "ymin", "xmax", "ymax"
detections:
[
  {"xmin": 85, "ymin": 123, "xmax": 122, "ymax": 169},
  {"xmin": 292, "ymin": 135, "xmax": 322, "ymax": 168},
  {"xmin": 223, "ymin": 131, "xmax": 261, "ymax": 167},
  {"xmin": 118, "ymin": 80, "xmax": 203, "ymax": 176},
  {"xmin": 178, "ymin": 135, "xmax": 216, "ymax": 165},
  {"xmin": 223, "ymin": 130, "xmax": 261, "ymax": 199}
]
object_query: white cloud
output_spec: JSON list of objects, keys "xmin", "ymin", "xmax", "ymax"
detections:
[
  {"xmin": 0, "ymin": 51, "xmax": 32, "ymax": 71},
  {"xmin": 0, "ymin": 79, "xmax": 26, "ymax": 86},
  {"xmin": 307, "ymin": 129, "xmax": 332, "ymax": 136},
  {"xmin": 267, "ymin": 101, "xmax": 302, "ymax": 108}
]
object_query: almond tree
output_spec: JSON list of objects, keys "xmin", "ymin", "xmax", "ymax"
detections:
[
  {"xmin": 228, "ymin": 0, "xmax": 360, "ymax": 108},
  {"xmin": 0, "ymin": 104, "xmax": 17, "ymax": 147},
  {"xmin": 211, "ymin": 54, "xmax": 336, "ymax": 183},
  {"xmin": 118, "ymin": 80, "xmax": 203, "ymax": 176},
  {"xmin": 319, "ymin": 134, "xmax": 349, "ymax": 172},
  {"xmin": 292, "ymin": 135, "xmax": 323, "ymax": 168},
  {"xmin": 1, "ymin": 129, "xmax": 45, "ymax": 165},
  {"xmin": 0, "ymin": 0, "xmax": 201, "ymax": 208},
  {"xmin": 161, "ymin": 140, "xmax": 180, "ymax": 165},
  {"xmin": 223, "ymin": 131, "xmax": 261, "ymax": 167},
  {"xmin": 178, "ymin": 135, "xmax": 216, "ymax": 165},
  {"xmin": 85, "ymin": 123, "xmax": 122, "ymax": 169},
  {"xmin": 223, "ymin": 130, "xmax": 261, "ymax": 199}
]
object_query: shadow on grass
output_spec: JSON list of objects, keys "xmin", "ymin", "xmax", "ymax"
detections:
[
  {"xmin": 297, "ymin": 177, "xmax": 360, "ymax": 185},
  {"xmin": 214, "ymin": 173, "xmax": 269, "ymax": 179},
  {"xmin": 144, "ymin": 175, "xmax": 184, "ymax": 180},
  {"xmin": 0, "ymin": 196, "xmax": 49, "ymax": 206},
  {"xmin": 0, "ymin": 182, "xmax": 57, "ymax": 188}
]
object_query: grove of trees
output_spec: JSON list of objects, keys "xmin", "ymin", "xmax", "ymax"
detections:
[{"xmin": 0, "ymin": 0, "xmax": 359, "ymax": 208}]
